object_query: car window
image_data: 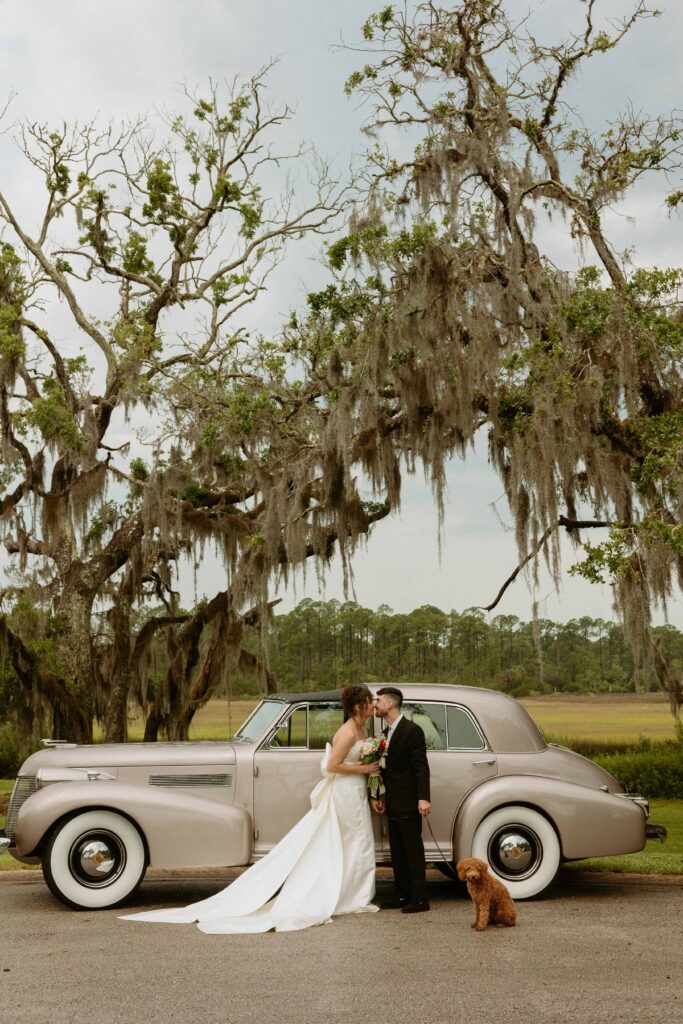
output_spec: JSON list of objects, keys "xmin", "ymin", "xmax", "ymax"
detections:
[
  {"xmin": 308, "ymin": 706, "xmax": 344, "ymax": 749},
  {"xmin": 401, "ymin": 703, "xmax": 447, "ymax": 750},
  {"xmin": 233, "ymin": 699, "xmax": 285, "ymax": 742},
  {"xmin": 446, "ymin": 705, "xmax": 486, "ymax": 750},
  {"xmin": 269, "ymin": 706, "xmax": 307, "ymax": 748},
  {"xmin": 267, "ymin": 704, "xmax": 344, "ymax": 749}
]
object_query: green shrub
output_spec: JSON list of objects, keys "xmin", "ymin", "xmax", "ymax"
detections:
[
  {"xmin": 0, "ymin": 722, "xmax": 21, "ymax": 778},
  {"xmin": 594, "ymin": 747, "xmax": 683, "ymax": 799},
  {"xmin": 544, "ymin": 733, "xmax": 670, "ymax": 758}
]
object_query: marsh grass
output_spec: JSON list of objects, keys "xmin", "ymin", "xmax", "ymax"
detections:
[{"xmin": 522, "ymin": 698, "xmax": 678, "ymax": 744}]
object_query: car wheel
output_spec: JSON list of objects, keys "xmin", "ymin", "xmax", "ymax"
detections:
[
  {"xmin": 43, "ymin": 810, "xmax": 147, "ymax": 910},
  {"xmin": 471, "ymin": 805, "xmax": 560, "ymax": 899}
]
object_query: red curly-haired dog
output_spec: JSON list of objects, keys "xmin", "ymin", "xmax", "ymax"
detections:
[{"xmin": 456, "ymin": 858, "xmax": 517, "ymax": 931}]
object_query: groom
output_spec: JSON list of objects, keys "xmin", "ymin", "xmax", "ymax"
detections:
[{"xmin": 371, "ymin": 687, "xmax": 431, "ymax": 914}]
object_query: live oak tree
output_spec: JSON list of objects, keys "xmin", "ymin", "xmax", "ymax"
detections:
[
  {"xmin": 2, "ymin": 3, "xmax": 682, "ymax": 758},
  {"xmin": 0, "ymin": 72, "xmax": 392, "ymax": 747},
  {"xmin": 291, "ymin": 1, "xmax": 682, "ymax": 716}
]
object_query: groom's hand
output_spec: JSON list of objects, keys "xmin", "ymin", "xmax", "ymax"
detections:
[
  {"xmin": 418, "ymin": 800, "xmax": 431, "ymax": 817},
  {"xmin": 370, "ymin": 798, "xmax": 385, "ymax": 815}
]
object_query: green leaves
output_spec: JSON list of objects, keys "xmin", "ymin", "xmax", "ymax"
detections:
[
  {"xmin": 122, "ymin": 232, "xmax": 156, "ymax": 278},
  {"xmin": 142, "ymin": 159, "xmax": 186, "ymax": 243},
  {"xmin": 26, "ymin": 380, "xmax": 83, "ymax": 452},
  {"xmin": 632, "ymin": 411, "xmax": 683, "ymax": 496},
  {"xmin": 570, "ymin": 531, "xmax": 634, "ymax": 586},
  {"xmin": 0, "ymin": 242, "xmax": 26, "ymax": 368}
]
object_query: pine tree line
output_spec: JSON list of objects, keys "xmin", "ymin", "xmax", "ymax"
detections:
[{"xmin": 231, "ymin": 600, "xmax": 683, "ymax": 698}]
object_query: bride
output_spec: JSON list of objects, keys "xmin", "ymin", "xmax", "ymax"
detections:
[{"xmin": 121, "ymin": 684, "xmax": 381, "ymax": 933}]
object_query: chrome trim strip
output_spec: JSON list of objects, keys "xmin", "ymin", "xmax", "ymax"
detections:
[
  {"xmin": 148, "ymin": 773, "xmax": 233, "ymax": 787},
  {"xmin": 5, "ymin": 776, "xmax": 38, "ymax": 844}
]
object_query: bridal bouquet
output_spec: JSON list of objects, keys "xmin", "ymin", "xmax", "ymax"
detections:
[{"xmin": 359, "ymin": 737, "xmax": 387, "ymax": 799}]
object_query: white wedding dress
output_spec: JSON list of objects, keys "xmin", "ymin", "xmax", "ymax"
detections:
[{"xmin": 121, "ymin": 740, "xmax": 379, "ymax": 933}]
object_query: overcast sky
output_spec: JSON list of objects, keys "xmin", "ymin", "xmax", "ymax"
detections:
[{"xmin": 1, "ymin": 0, "xmax": 681, "ymax": 626}]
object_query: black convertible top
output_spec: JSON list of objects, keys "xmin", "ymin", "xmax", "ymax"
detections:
[{"xmin": 276, "ymin": 688, "xmax": 344, "ymax": 704}]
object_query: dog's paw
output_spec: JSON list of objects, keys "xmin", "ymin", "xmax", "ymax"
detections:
[{"xmin": 474, "ymin": 924, "xmax": 487, "ymax": 932}]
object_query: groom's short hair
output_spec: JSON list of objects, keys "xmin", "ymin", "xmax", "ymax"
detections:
[{"xmin": 376, "ymin": 686, "xmax": 403, "ymax": 708}]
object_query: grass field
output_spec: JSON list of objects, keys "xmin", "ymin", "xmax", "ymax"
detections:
[
  {"xmin": 522, "ymin": 697, "xmax": 678, "ymax": 744},
  {"xmin": 105, "ymin": 700, "xmax": 259, "ymax": 742}
]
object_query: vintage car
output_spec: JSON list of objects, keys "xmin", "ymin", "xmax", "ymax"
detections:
[{"xmin": 0, "ymin": 684, "xmax": 664, "ymax": 909}]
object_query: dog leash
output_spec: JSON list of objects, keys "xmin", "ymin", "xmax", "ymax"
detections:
[{"xmin": 425, "ymin": 815, "xmax": 460, "ymax": 881}]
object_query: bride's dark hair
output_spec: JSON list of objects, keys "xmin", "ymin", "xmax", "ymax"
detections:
[{"xmin": 341, "ymin": 684, "xmax": 372, "ymax": 718}]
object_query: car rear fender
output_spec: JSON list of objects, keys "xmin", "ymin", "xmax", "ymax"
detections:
[
  {"xmin": 454, "ymin": 775, "xmax": 646, "ymax": 860},
  {"xmin": 15, "ymin": 782, "xmax": 252, "ymax": 868}
]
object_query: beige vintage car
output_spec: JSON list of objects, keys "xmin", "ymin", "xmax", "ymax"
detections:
[{"xmin": 0, "ymin": 684, "xmax": 664, "ymax": 909}]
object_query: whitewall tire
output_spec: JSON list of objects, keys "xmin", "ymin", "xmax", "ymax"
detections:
[
  {"xmin": 43, "ymin": 810, "xmax": 147, "ymax": 910},
  {"xmin": 471, "ymin": 805, "xmax": 561, "ymax": 899}
]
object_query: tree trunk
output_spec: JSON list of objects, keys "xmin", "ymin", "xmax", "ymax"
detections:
[
  {"xmin": 102, "ymin": 601, "xmax": 133, "ymax": 743},
  {"xmin": 54, "ymin": 588, "xmax": 96, "ymax": 743}
]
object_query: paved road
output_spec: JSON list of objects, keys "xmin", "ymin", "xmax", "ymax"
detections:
[{"xmin": 2, "ymin": 869, "xmax": 681, "ymax": 1024}]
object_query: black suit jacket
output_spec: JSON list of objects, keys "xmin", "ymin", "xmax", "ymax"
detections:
[{"xmin": 382, "ymin": 716, "xmax": 430, "ymax": 816}]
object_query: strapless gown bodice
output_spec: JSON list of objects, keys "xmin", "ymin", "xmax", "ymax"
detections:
[{"xmin": 121, "ymin": 738, "xmax": 379, "ymax": 933}]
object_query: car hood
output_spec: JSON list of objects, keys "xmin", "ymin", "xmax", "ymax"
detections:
[{"xmin": 19, "ymin": 741, "xmax": 237, "ymax": 775}]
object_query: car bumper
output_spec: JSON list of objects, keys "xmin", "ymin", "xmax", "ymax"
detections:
[
  {"xmin": 646, "ymin": 823, "xmax": 667, "ymax": 843},
  {"xmin": 0, "ymin": 834, "xmax": 10, "ymax": 855}
]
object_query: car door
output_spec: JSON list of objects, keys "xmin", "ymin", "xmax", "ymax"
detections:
[
  {"xmin": 401, "ymin": 701, "xmax": 497, "ymax": 859},
  {"xmin": 251, "ymin": 702, "xmax": 384, "ymax": 859}
]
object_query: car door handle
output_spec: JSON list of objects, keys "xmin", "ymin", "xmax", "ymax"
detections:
[{"xmin": 472, "ymin": 759, "xmax": 496, "ymax": 766}]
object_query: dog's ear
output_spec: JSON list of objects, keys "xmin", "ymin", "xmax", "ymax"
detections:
[
  {"xmin": 478, "ymin": 860, "xmax": 489, "ymax": 875},
  {"xmin": 456, "ymin": 860, "xmax": 466, "ymax": 881}
]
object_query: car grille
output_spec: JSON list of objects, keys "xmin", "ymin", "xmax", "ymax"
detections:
[
  {"xmin": 5, "ymin": 776, "xmax": 38, "ymax": 844},
  {"xmin": 148, "ymin": 773, "xmax": 233, "ymax": 788}
]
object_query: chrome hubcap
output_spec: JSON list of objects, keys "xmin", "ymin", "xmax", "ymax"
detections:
[
  {"xmin": 488, "ymin": 825, "xmax": 542, "ymax": 880},
  {"xmin": 69, "ymin": 830, "xmax": 126, "ymax": 888}
]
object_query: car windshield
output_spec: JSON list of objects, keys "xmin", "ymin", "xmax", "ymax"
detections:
[{"xmin": 232, "ymin": 700, "xmax": 285, "ymax": 742}]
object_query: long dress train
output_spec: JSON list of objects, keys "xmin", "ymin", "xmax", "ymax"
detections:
[{"xmin": 120, "ymin": 740, "xmax": 379, "ymax": 933}]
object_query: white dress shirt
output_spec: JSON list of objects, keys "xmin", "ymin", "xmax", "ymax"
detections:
[{"xmin": 385, "ymin": 713, "xmax": 403, "ymax": 745}]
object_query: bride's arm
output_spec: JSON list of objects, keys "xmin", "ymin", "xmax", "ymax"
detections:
[{"xmin": 327, "ymin": 726, "xmax": 380, "ymax": 776}]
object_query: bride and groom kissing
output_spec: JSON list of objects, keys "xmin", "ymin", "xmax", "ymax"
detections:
[{"xmin": 123, "ymin": 683, "xmax": 431, "ymax": 932}]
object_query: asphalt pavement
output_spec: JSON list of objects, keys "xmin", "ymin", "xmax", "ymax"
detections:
[{"xmin": 2, "ymin": 868, "xmax": 681, "ymax": 1024}]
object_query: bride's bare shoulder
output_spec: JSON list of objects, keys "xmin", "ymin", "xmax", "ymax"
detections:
[{"xmin": 332, "ymin": 719, "xmax": 356, "ymax": 746}]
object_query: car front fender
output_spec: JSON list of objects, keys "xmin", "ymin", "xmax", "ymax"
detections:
[
  {"xmin": 15, "ymin": 782, "xmax": 252, "ymax": 868},
  {"xmin": 454, "ymin": 775, "xmax": 646, "ymax": 861}
]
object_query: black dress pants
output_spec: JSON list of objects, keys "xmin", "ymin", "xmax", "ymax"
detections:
[{"xmin": 387, "ymin": 812, "xmax": 427, "ymax": 902}]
